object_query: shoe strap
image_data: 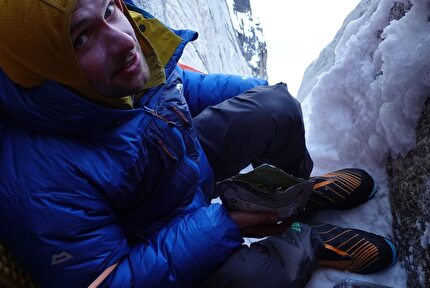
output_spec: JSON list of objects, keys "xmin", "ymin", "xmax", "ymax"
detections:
[{"xmin": 324, "ymin": 243, "xmax": 353, "ymax": 259}]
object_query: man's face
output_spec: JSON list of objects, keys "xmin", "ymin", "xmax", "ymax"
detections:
[{"xmin": 71, "ymin": 0, "xmax": 150, "ymax": 98}]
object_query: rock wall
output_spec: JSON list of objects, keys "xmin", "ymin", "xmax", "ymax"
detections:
[
  {"xmin": 227, "ymin": 0, "xmax": 267, "ymax": 78},
  {"xmin": 388, "ymin": 96, "xmax": 430, "ymax": 288},
  {"xmin": 133, "ymin": 0, "xmax": 267, "ymax": 78}
]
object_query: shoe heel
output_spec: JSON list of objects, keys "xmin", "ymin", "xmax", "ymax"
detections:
[{"xmin": 383, "ymin": 238, "xmax": 397, "ymax": 267}]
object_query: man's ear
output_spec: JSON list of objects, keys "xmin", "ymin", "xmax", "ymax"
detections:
[{"xmin": 115, "ymin": 0, "xmax": 125, "ymax": 12}]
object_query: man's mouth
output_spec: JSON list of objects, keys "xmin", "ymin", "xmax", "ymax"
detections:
[{"xmin": 114, "ymin": 51, "xmax": 140, "ymax": 77}]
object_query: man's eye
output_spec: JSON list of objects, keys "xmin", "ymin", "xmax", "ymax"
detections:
[
  {"xmin": 74, "ymin": 34, "xmax": 88, "ymax": 48},
  {"xmin": 105, "ymin": 2, "xmax": 116, "ymax": 19}
]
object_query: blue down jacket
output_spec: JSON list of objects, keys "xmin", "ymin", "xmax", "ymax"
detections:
[{"xmin": 0, "ymin": 8, "xmax": 268, "ymax": 288}]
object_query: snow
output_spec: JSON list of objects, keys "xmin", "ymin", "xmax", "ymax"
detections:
[
  {"xmin": 225, "ymin": 0, "xmax": 265, "ymax": 71},
  {"xmin": 249, "ymin": 54, "xmax": 260, "ymax": 69},
  {"xmin": 226, "ymin": 0, "xmax": 264, "ymax": 42},
  {"xmin": 302, "ymin": 0, "xmax": 430, "ymax": 173},
  {"xmin": 421, "ymin": 222, "xmax": 430, "ymax": 249},
  {"xmin": 297, "ymin": 0, "xmax": 430, "ymax": 287},
  {"xmin": 250, "ymin": 0, "xmax": 362, "ymax": 97}
]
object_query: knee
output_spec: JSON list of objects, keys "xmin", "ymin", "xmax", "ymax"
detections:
[
  {"xmin": 251, "ymin": 83, "xmax": 304, "ymax": 128},
  {"xmin": 270, "ymin": 83, "xmax": 303, "ymax": 119}
]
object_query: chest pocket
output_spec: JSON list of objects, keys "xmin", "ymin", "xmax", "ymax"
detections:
[
  {"xmin": 124, "ymin": 117, "xmax": 199, "ymax": 237},
  {"xmin": 156, "ymin": 77, "xmax": 200, "ymax": 163},
  {"xmin": 165, "ymin": 103, "xmax": 200, "ymax": 162}
]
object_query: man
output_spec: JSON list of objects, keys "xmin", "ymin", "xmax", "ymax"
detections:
[{"xmin": 0, "ymin": 0, "xmax": 397, "ymax": 287}]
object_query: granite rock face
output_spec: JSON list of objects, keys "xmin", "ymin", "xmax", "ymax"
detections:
[
  {"xmin": 227, "ymin": 0, "xmax": 267, "ymax": 78},
  {"xmin": 378, "ymin": 2, "xmax": 429, "ymax": 287},
  {"xmin": 388, "ymin": 97, "xmax": 430, "ymax": 288},
  {"xmin": 133, "ymin": 0, "xmax": 267, "ymax": 78}
]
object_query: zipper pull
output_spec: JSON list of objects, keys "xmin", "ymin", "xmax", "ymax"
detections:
[
  {"xmin": 155, "ymin": 137, "xmax": 177, "ymax": 161},
  {"xmin": 169, "ymin": 106, "xmax": 190, "ymax": 127},
  {"xmin": 143, "ymin": 106, "xmax": 175, "ymax": 127}
]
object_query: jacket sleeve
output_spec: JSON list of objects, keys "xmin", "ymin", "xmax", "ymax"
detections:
[
  {"xmin": 108, "ymin": 203, "xmax": 243, "ymax": 288},
  {"xmin": 176, "ymin": 65, "xmax": 268, "ymax": 117}
]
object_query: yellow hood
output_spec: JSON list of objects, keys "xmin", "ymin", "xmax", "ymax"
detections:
[{"xmin": 0, "ymin": 0, "xmax": 166, "ymax": 108}]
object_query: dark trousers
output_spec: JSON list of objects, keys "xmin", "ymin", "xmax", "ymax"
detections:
[
  {"xmin": 194, "ymin": 83, "xmax": 322, "ymax": 288},
  {"xmin": 199, "ymin": 224, "xmax": 324, "ymax": 288},
  {"xmin": 194, "ymin": 82, "xmax": 313, "ymax": 183}
]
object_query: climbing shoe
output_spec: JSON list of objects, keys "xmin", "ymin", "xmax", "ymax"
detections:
[
  {"xmin": 311, "ymin": 222, "xmax": 397, "ymax": 274},
  {"xmin": 303, "ymin": 168, "xmax": 378, "ymax": 213}
]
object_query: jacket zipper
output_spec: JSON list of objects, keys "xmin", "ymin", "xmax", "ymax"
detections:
[
  {"xmin": 143, "ymin": 106, "xmax": 175, "ymax": 127},
  {"xmin": 171, "ymin": 128, "xmax": 200, "ymax": 175},
  {"xmin": 169, "ymin": 106, "xmax": 190, "ymax": 127},
  {"xmin": 143, "ymin": 106, "xmax": 198, "ymax": 169},
  {"xmin": 155, "ymin": 137, "xmax": 177, "ymax": 161}
]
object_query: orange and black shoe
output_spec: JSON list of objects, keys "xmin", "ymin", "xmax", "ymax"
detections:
[
  {"xmin": 303, "ymin": 168, "xmax": 378, "ymax": 214},
  {"xmin": 310, "ymin": 222, "xmax": 397, "ymax": 274}
]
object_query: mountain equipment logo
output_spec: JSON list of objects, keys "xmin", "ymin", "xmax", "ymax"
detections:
[
  {"xmin": 51, "ymin": 251, "xmax": 73, "ymax": 265},
  {"xmin": 176, "ymin": 83, "xmax": 184, "ymax": 94}
]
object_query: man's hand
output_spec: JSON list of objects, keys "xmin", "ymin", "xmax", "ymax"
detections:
[{"xmin": 228, "ymin": 210, "xmax": 295, "ymax": 238}]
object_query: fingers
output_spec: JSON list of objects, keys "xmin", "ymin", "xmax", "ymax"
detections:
[{"xmin": 228, "ymin": 210, "xmax": 297, "ymax": 238}]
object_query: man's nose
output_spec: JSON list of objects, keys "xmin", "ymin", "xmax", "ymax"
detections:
[{"xmin": 104, "ymin": 25, "xmax": 136, "ymax": 55}]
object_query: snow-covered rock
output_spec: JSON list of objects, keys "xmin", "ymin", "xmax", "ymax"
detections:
[
  {"xmin": 225, "ymin": 0, "xmax": 267, "ymax": 78},
  {"xmin": 297, "ymin": 0, "xmax": 429, "ymax": 287},
  {"xmin": 133, "ymin": 0, "xmax": 267, "ymax": 78}
]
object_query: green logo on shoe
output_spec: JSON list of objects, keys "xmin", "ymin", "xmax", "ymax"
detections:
[{"xmin": 290, "ymin": 222, "xmax": 302, "ymax": 232}]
